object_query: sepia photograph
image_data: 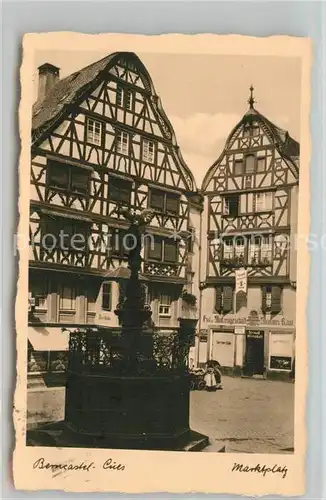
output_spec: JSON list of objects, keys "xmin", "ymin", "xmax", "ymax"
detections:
[{"xmin": 14, "ymin": 33, "xmax": 311, "ymax": 495}]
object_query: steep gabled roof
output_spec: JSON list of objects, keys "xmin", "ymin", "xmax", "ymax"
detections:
[
  {"xmin": 32, "ymin": 52, "xmax": 197, "ymax": 192},
  {"xmin": 33, "ymin": 53, "xmax": 120, "ymax": 134},
  {"xmin": 202, "ymin": 104, "xmax": 300, "ymax": 192}
]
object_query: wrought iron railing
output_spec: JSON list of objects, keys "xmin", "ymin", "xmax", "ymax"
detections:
[{"xmin": 67, "ymin": 326, "xmax": 192, "ymax": 376}]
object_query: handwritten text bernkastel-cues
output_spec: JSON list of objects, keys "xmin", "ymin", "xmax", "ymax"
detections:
[{"xmin": 33, "ymin": 457, "xmax": 125, "ymax": 473}]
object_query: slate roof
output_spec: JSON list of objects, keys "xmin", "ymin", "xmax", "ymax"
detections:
[
  {"xmin": 32, "ymin": 53, "xmax": 118, "ymax": 134},
  {"xmin": 32, "ymin": 51, "xmax": 197, "ymax": 192},
  {"xmin": 243, "ymin": 107, "xmax": 300, "ymax": 162}
]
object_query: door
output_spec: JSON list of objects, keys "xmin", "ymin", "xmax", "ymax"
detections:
[{"xmin": 243, "ymin": 330, "xmax": 264, "ymax": 376}]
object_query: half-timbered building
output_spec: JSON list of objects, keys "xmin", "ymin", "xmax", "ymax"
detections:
[
  {"xmin": 198, "ymin": 88, "xmax": 299, "ymax": 379},
  {"xmin": 28, "ymin": 53, "xmax": 201, "ymax": 384}
]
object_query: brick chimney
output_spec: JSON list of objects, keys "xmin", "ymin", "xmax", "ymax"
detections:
[{"xmin": 37, "ymin": 63, "xmax": 60, "ymax": 101}]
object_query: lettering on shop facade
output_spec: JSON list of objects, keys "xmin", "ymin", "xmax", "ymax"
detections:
[{"xmin": 202, "ymin": 314, "xmax": 294, "ymax": 327}]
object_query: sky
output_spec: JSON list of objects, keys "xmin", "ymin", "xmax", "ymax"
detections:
[{"xmin": 33, "ymin": 51, "xmax": 302, "ymax": 188}]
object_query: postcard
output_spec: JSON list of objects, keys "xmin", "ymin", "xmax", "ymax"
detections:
[{"xmin": 14, "ymin": 32, "xmax": 311, "ymax": 495}]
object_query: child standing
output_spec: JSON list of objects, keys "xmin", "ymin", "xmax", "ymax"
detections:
[{"xmin": 204, "ymin": 365, "xmax": 218, "ymax": 391}]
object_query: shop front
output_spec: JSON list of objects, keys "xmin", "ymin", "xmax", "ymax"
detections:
[{"xmin": 201, "ymin": 313, "xmax": 295, "ymax": 380}]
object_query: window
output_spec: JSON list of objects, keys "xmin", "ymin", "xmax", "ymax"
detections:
[
  {"xmin": 47, "ymin": 161, "xmax": 89, "ymax": 196},
  {"xmin": 159, "ymin": 293, "xmax": 172, "ymax": 317},
  {"xmin": 261, "ymin": 235, "xmax": 272, "ymax": 262},
  {"xmin": 223, "ymin": 239, "xmax": 234, "ymax": 260},
  {"xmin": 116, "ymin": 84, "xmax": 133, "ymax": 110},
  {"xmin": 215, "ymin": 286, "xmax": 233, "ymax": 314},
  {"xmin": 164, "ymin": 240, "xmax": 178, "ymax": 262},
  {"xmin": 142, "ymin": 139, "xmax": 155, "ymax": 163},
  {"xmin": 30, "ymin": 281, "xmax": 48, "ymax": 309},
  {"xmin": 150, "ymin": 190, "xmax": 165, "ymax": 211},
  {"xmin": 59, "ymin": 285, "xmax": 76, "ymax": 310},
  {"xmin": 70, "ymin": 169, "xmax": 89, "ymax": 195},
  {"xmin": 166, "ymin": 194, "xmax": 179, "ymax": 214},
  {"xmin": 42, "ymin": 220, "xmax": 89, "ymax": 252},
  {"xmin": 245, "ymin": 175, "xmax": 252, "ymax": 188},
  {"xmin": 28, "ymin": 346, "xmax": 68, "ymax": 374},
  {"xmin": 148, "ymin": 236, "xmax": 163, "ymax": 261},
  {"xmin": 257, "ymin": 157, "xmax": 266, "ymax": 173},
  {"xmin": 109, "ymin": 176, "xmax": 132, "ymax": 204},
  {"xmin": 222, "ymin": 238, "xmax": 245, "ymax": 264},
  {"xmin": 147, "ymin": 236, "xmax": 178, "ymax": 263},
  {"xmin": 234, "ymin": 237, "xmax": 245, "ymax": 259},
  {"xmin": 86, "ymin": 119, "xmax": 102, "ymax": 146},
  {"xmin": 243, "ymin": 126, "xmax": 259, "ymax": 137},
  {"xmin": 248, "ymin": 236, "xmax": 260, "ymax": 265},
  {"xmin": 116, "ymin": 131, "xmax": 129, "ymax": 155},
  {"xmin": 262, "ymin": 286, "xmax": 282, "ymax": 314},
  {"xmin": 255, "ymin": 191, "xmax": 273, "ymax": 212},
  {"xmin": 224, "ymin": 195, "xmax": 239, "ymax": 217},
  {"xmin": 102, "ymin": 282, "xmax": 112, "ymax": 311},
  {"xmin": 116, "ymin": 85, "xmax": 123, "ymax": 107},
  {"xmin": 149, "ymin": 189, "xmax": 180, "ymax": 215},
  {"xmin": 234, "ymin": 160, "xmax": 243, "ymax": 176},
  {"xmin": 245, "ymin": 155, "xmax": 255, "ymax": 174}
]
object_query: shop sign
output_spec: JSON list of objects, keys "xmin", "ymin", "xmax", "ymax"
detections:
[
  {"xmin": 202, "ymin": 314, "xmax": 294, "ymax": 327},
  {"xmin": 246, "ymin": 330, "xmax": 264, "ymax": 339},
  {"xmin": 234, "ymin": 326, "xmax": 246, "ymax": 335}
]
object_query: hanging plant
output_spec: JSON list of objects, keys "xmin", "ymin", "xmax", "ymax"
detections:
[{"xmin": 181, "ymin": 290, "xmax": 197, "ymax": 307}]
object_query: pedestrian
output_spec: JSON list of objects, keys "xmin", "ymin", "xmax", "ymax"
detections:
[{"xmin": 204, "ymin": 364, "xmax": 218, "ymax": 391}]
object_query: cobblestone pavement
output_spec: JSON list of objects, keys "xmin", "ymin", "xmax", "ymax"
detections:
[
  {"xmin": 27, "ymin": 376, "xmax": 294, "ymax": 454},
  {"xmin": 190, "ymin": 376, "xmax": 294, "ymax": 454}
]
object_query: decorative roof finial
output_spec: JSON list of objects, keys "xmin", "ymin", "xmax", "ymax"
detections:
[{"xmin": 248, "ymin": 84, "xmax": 255, "ymax": 109}]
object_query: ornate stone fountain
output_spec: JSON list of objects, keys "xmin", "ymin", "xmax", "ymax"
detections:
[{"xmin": 27, "ymin": 209, "xmax": 208, "ymax": 451}]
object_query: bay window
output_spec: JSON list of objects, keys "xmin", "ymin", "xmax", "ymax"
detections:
[
  {"xmin": 147, "ymin": 236, "xmax": 178, "ymax": 263},
  {"xmin": 248, "ymin": 235, "xmax": 272, "ymax": 265}
]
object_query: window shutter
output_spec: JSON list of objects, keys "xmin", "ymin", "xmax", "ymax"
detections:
[
  {"xmin": 109, "ymin": 177, "xmax": 131, "ymax": 204},
  {"xmin": 48, "ymin": 161, "xmax": 69, "ymax": 189},
  {"xmin": 166, "ymin": 194, "xmax": 179, "ymax": 214},
  {"xmin": 271, "ymin": 286, "xmax": 282, "ymax": 314},
  {"xmin": 245, "ymin": 155, "xmax": 255, "ymax": 174},
  {"xmin": 150, "ymin": 189, "xmax": 165, "ymax": 211},
  {"xmin": 164, "ymin": 240, "xmax": 178, "ymax": 262},
  {"xmin": 148, "ymin": 237, "xmax": 162, "ymax": 261},
  {"xmin": 223, "ymin": 286, "xmax": 233, "ymax": 313},
  {"xmin": 215, "ymin": 287, "xmax": 222, "ymax": 313},
  {"xmin": 102, "ymin": 282, "xmax": 112, "ymax": 311},
  {"xmin": 71, "ymin": 169, "xmax": 89, "ymax": 195},
  {"xmin": 261, "ymin": 286, "xmax": 267, "ymax": 313}
]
